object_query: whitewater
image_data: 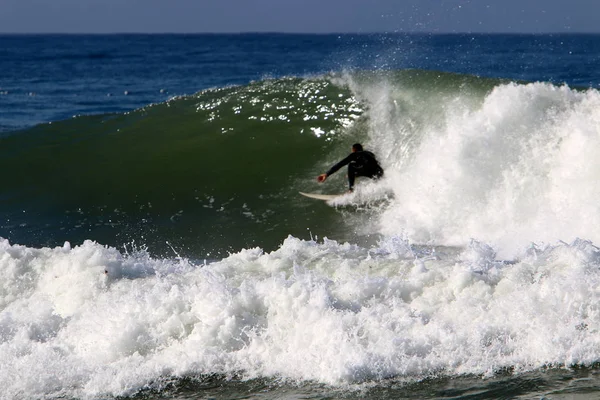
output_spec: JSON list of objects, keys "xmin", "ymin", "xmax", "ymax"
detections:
[
  {"xmin": 3, "ymin": 72, "xmax": 600, "ymax": 398},
  {"xmin": 363, "ymin": 78, "xmax": 600, "ymax": 258}
]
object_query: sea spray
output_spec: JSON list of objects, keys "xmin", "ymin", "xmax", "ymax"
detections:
[{"xmin": 341, "ymin": 75, "xmax": 600, "ymax": 257}]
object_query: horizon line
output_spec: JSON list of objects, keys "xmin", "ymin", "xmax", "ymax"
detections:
[{"xmin": 1, "ymin": 31, "xmax": 599, "ymax": 36}]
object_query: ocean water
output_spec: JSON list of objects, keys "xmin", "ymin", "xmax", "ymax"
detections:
[{"xmin": 2, "ymin": 33, "xmax": 600, "ymax": 399}]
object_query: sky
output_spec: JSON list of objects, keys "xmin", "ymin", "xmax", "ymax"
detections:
[{"xmin": 1, "ymin": 0, "xmax": 599, "ymax": 34}]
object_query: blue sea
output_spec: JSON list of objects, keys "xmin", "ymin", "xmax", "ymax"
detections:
[{"xmin": 2, "ymin": 33, "xmax": 600, "ymax": 399}]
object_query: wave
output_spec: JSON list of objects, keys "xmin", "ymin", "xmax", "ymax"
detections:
[
  {"xmin": 2, "ymin": 70, "xmax": 600, "ymax": 259},
  {"xmin": 0, "ymin": 75, "xmax": 365, "ymax": 257},
  {"xmin": 3, "ymin": 69, "xmax": 600, "ymax": 398}
]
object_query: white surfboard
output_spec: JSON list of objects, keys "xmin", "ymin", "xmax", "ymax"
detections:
[{"xmin": 299, "ymin": 191, "xmax": 344, "ymax": 201}]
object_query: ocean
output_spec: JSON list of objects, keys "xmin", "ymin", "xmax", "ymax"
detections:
[{"xmin": 2, "ymin": 33, "xmax": 600, "ymax": 399}]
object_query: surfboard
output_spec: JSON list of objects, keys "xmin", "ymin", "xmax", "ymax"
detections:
[{"xmin": 299, "ymin": 191, "xmax": 343, "ymax": 201}]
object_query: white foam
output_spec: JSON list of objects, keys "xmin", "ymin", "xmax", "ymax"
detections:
[
  {"xmin": 346, "ymin": 78, "xmax": 600, "ymax": 257},
  {"xmin": 2, "ymin": 236, "xmax": 600, "ymax": 398}
]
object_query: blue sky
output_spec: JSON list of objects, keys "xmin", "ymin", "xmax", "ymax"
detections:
[{"xmin": 1, "ymin": 0, "xmax": 598, "ymax": 34}]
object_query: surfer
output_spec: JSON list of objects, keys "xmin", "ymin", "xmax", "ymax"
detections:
[{"xmin": 317, "ymin": 143, "xmax": 383, "ymax": 192}]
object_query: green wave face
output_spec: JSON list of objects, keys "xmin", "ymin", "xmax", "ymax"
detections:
[
  {"xmin": 0, "ymin": 70, "xmax": 502, "ymax": 257},
  {"xmin": 0, "ymin": 76, "xmax": 368, "ymax": 257}
]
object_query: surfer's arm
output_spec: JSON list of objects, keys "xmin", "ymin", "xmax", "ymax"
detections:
[
  {"xmin": 317, "ymin": 153, "xmax": 355, "ymax": 183},
  {"xmin": 325, "ymin": 154, "xmax": 354, "ymax": 177}
]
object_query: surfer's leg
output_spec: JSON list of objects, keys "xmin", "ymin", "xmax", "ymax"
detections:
[
  {"xmin": 347, "ymin": 164, "xmax": 357, "ymax": 191},
  {"xmin": 372, "ymin": 167, "xmax": 384, "ymax": 180},
  {"xmin": 362, "ymin": 166, "xmax": 383, "ymax": 180}
]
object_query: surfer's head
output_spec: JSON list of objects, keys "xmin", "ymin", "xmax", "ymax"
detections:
[{"xmin": 352, "ymin": 143, "xmax": 363, "ymax": 152}]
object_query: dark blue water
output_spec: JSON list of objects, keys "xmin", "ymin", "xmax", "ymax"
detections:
[{"xmin": 2, "ymin": 33, "xmax": 600, "ymax": 133}]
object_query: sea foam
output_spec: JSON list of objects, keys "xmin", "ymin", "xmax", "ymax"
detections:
[{"xmin": 1, "ymin": 235, "xmax": 600, "ymax": 399}]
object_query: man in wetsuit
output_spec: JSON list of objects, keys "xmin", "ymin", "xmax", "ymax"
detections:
[{"xmin": 317, "ymin": 143, "xmax": 384, "ymax": 192}]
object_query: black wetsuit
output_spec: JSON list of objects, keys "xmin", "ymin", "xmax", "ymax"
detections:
[{"xmin": 326, "ymin": 150, "xmax": 384, "ymax": 190}]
